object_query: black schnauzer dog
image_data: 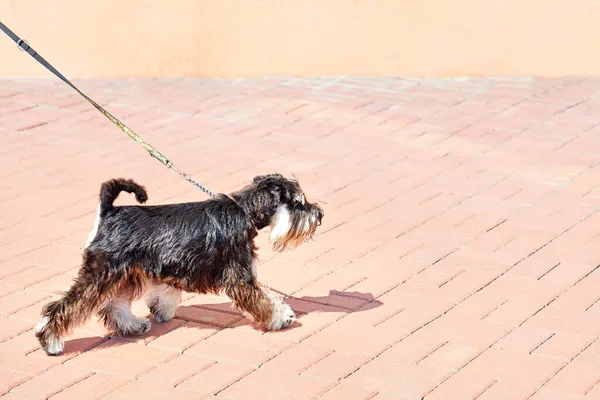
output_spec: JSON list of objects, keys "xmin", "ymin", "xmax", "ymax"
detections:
[{"xmin": 35, "ymin": 173, "xmax": 323, "ymax": 355}]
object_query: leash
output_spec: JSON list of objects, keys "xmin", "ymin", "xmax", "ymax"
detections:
[{"xmin": 0, "ymin": 21, "xmax": 217, "ymax": 199}]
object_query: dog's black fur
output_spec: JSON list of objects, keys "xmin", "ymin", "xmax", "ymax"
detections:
[{"xmin": 35, "ymin": 173, "xmax": 323, "ymax": 355}]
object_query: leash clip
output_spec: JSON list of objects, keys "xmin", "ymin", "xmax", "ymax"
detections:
[{"xmin": 17, "ymin": 38, "xmax": 29, "ymax": 51}]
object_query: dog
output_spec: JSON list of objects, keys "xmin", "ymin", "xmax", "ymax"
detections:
[{"xmin": 35, "ymin": 173, "xmax": 324, "ymax": 355}]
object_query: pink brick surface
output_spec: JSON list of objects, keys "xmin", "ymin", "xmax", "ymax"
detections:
[{"xmin": 2, "ymin": 76, "xmax": 600, "ymax": 399}]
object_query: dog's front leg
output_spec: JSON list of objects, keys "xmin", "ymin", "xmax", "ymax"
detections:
[{"xmin": 224, "ymin": 280, "xmax": 295, "ymax": 330}]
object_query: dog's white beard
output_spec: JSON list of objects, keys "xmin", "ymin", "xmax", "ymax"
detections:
[{"xmin": 269, "ymin": 205, "xmax": 292, "ymax": 244}]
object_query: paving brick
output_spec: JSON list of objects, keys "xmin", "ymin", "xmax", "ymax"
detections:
[
  {"xmin": 497, "ymin": 325, "xmax": 554, "ymax": 354},
  {"xmin": 0, "ymin": 367, "xmax": 31, "ymax": 395},
  {"xmin": 10, "ymin": 364, "xmax": 93, "ymax": 399},
  {"xmin": 184, "ymin": 336, "xmax": 277, "ymax": 367},
  {"xmin": 216, "ymin": 325, "xmax": 294, "ymax": 350},
  {"xmin": 292, "ymin": 276, "xmax": 372, "ymax": 310},
  {"xmin": 66, "ymin": 339, "xmax": 176, "ymax": 379},
  {"xmin": 529, "ymin": 387, "xmax": 587, "ymax": 400},
  {"xmin": 0, "ymin": 240, "xmax": 46, "ymax": 263},
  {"xmin": 77, "ymin": 314, "xmax": 114, "ymax": 336},
  {"xmin": 0, "ymin": 289, "xmax": 51, "ymax": 316},
  {"xmin": 1, "ymin": 392, "xmax": 39, "ymax": 400},
  {"xmin": 257, "ymin": 261, "xmax": 330, "ymax": 294},
  {"xmin": 25, "ymin": 269, "xmax": 78, "ymax": 295},
  {"xmin": 301, "ymin": 351, "xmax": 372, "ymax": 382},
  {"xmin": 531, "ymin": 332, "xmax": 596, "ymax": 360},
  {"xmin": 264, "ymin": 343, "xmax": 332, "ymax": 374},
  {"xmin": 146, "ymin": 321, "xmax": 220, "ymax": 352},
  {"xmin": 218, "ymin": 367, "xmax": 332, "ymax": 400},
  {"xmin": 10, "ymin": 294, "xmax": 61, "ymax": 323},
  {"xmin": 175, "ymin": 361, "xmax": 254, "ymax": 395},
  {"xmin": 300, "ymin": 317, "xmax": 397, "ymax": 354},
  {"xmin": 585, "ymin": 382, "xmax": 600, "ymax": 399},
  {"xmin": 317, "ymin": 381, "xmax": 378, "ymax": 400},
  {"xmin": 0, "ymin": 316, "xmax": 33, "ymax": 342},
  {"xmin": 343, "ymin": 359, "xmax": 450, "ymax": 399},
  {"xmin": 483, "ymin": 298, "xmax": 548, "ymax": 326},
  {"xmin": 49, "ymin": 373, "xmax": 130, "ymax": 400},
  {"xmin": 137, "ymin": 354, "xmax": 215, "ymax": 387},
  {"xmin": 0, "ymin": 283, "xmax": 19, "ymax": 298},
  {"xmin": 0, "ymin": 329, "xmax": 43, "ymax": 354},
  {"xmin": 426, "ymin": 368, "xmax": 499, "ymax": 400},
  {"xmin": 552, "ymin": 275, "xmax": 600, "ymax": 311},
  {"xmin": 175, "ymin": 301, "xmax": 243, "ymax": 327},
  {"xmin": 3, "ymin": 77, "xmax": 600, "ymax": 399},
  {"xmin": 0, "ymin": 265, "xmax": 63, "ymax": 289},
  {"xmin": 460, "ymin": 347, "xmax": 564, "ymax": 388},
  {"xmin": 101, "ymin": 380, "xmax": 200, "ymax": 400},
  {"xmin": 474, "ymin": 381, "xmax": 536, "ymax": 400},
  {"xmin": 543, "ymin": 360, "xmax": 600, "ymax": 395},
  {"xmin": 370, "ymin": 393, "xmax": 411, "ymax": 400},
  {"xmin": 528, "ymin": 306, "xmax": 600, "ymax": 336},
  {"xmin": 10, "ymin": 244, "xmax": 82, "ymax": 271},
  {"xmin": 418, "ymin": 342, "xmax": 481, "ymax": 371}
]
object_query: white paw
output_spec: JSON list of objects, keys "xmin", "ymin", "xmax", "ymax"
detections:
[
  {"xmin": 35, "ymin": 316, "xmax": 65, "ymax": 356},
  {"xmin": 150, "ymin": 303, "xmax": 176, "ymax": 323},
  {"xmin": 45, "ymin": 333, "xmax": 65, "ymax": 355},
  {"xmin": 154, "ymin": 312, "xmax": 174, "ymax": 323},
  {"xmin": 118, "ymin": 317, "xmax": 151, "ymax": 336},
  {"xmin": 145, "ymin": 284, "xmax": 181, "ymax": 323},
  {"xmin": 267, "ymin": 297, "xmax": 296, "ymax": 331},
  {"xmin": 134, "ymin": 318, "xmax": 152, "ymax": 335}
]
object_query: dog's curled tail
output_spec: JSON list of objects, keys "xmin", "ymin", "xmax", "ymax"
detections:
[{"xmin": 99, "ymin": 178, "xmax": 148, "ymax": 217}]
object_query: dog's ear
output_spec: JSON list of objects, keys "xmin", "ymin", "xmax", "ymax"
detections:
[
  {"xmin": 252, "ymin": 173, "xmax": 290, "ymax": 204},
  {"xmin": 269, "ymin": 186, "xmax": 282, "ymax": 202},
  {"xmin": 253, "ymin": 175, "xmax": 267, "ymax": 184},
  {"xmin": 271, "ymin": 184, "xmax": 296, "ymax": 204},
  {"xmin": 253, "ymin": 173, "xmax": 283, "ymax": 184}
]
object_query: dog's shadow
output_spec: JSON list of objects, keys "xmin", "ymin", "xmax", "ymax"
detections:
[
  {"xmin": 178, "ymin": 290, "xmax": 384, "ymax": 324},
  {"xmin": 60, "ymin": 290, "xmax": 383, "ymax": 355}
]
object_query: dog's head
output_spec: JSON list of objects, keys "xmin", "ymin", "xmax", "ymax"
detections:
[{"xmin": 235, "ymin": 173, "xmax": 324, "ymax": 251}]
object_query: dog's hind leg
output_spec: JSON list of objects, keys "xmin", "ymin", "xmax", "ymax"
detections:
[
  {"xmin": 98, "ymin": 297, "xmax": 151, "ymax": 336},
  {"xmin": 145, "ymin": 283, "xmax": 181, "ymax": 323},
  {"xmin": 35, "ymin": 251, "xmax": 122, "ymax": 355},
  {"xmin": 97, "ymin": 267, "xmax": 151, "ymax": 336},
  {"xmin": 224, "ymin": 279, "xmax": 296, "ymax": 331}
]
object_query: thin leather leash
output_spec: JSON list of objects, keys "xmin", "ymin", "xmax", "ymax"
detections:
[{"xmin": 0, "ymin": 21, "xmax": 217, "ymax": 199}]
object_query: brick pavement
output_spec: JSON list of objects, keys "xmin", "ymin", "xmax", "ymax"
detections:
[{"xmin": 1, "ymin": 76, "xmax": 600, "ymax": 399}]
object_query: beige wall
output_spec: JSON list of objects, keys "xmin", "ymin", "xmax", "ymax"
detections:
[{"xmin": 1, "ymin": 0, "xmax": 599, "ymax": 78}]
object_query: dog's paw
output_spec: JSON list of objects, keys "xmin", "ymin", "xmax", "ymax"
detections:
[
  {"xmin": 39, "ymin": 332, "xmax": 65, "ymax": 356},
  {"xmin": 153, "ymin": 311, "xmax": 174, "ymax": 323},
  {"xmin": 150, "ymin": 305, "xmax": 175, "ymax": 323},
  {"xmin": 35, "ymin": 316, "xmax": 65, "ymax": 356},
  {"xmin": 45, "ymin": 334, "xmax": 65, "ymax": 355},
  {"xmin": 118, "ymin": 318, "xmax": 151, "ymax": 336},
  {"xmin": 267, "ymin": 301, "xmax": 296, "ymax": 331},
  {"xmin": 134, "ymin": 318, "xmax": 152, "ymax": 335},
  {"xmin": 279, "ymin": 303, "xmax": 296, "ymax": 328},
  {"xmin": 146, "ymin": 285, "xmax": 181, "ymax": 324}
]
